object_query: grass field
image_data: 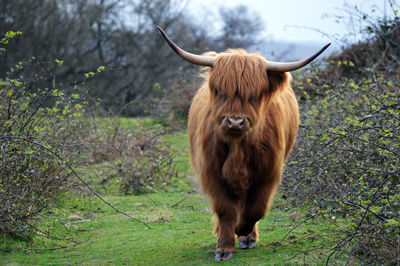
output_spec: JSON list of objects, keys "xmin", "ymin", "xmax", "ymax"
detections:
[{"xmin": 1, "ymin": 119, "xmax": 351, "ymax": 265}]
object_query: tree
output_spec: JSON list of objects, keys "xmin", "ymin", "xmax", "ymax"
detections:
[
  {"xmin": 0, "ymin": 1, "xmax": 266, "ymax": 115},
  {"xmin": 0, "ymin": 0, "xmax": 209, "ymax": 115},
  {"xmin": 215, "ymin": 5, "xmax": 265, "ymax": 51}
]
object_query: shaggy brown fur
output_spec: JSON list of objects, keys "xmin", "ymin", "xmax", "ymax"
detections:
[{"xmin": 188, "ymin": 49, "xmax": 299, "ymax": 256}]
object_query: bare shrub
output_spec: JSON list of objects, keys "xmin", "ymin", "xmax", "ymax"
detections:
[
  {"xmin": 81, "ymin": 118, "xmax": 180, "ymax": 195},
  {"xmin": 143, "ymin": 73, "xmax": 200, "ymax": 130},
  {"xmin": 117, "ymin": 131, "xmax": 178, "ymax": 195}
]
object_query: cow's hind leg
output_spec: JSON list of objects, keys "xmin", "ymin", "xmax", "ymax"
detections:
[{"xmin": 212, "ymin": 197, "xmax": 238, "ymax": 261}]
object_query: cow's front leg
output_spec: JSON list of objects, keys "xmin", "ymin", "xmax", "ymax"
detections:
[
  {"xmin": 212, "ymin": 197, "xmax": 238, "ymax": 261},
  {"xmin": 235, "ymin": 183, "xmax": 276, "ymax": 250},
  {"xmin": 238, "ymin": 223, "xmax": 258, "ymax": 249},
  {"xmin": 236, "ymin": 211, "xmax": 261, "ymax": 250}
]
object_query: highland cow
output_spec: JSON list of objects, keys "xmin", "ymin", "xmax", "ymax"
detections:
[{"xmin": 157, "ymin": 26, "xmax": 330, "ymax": 261}]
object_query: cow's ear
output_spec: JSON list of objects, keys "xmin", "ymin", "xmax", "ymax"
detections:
[{"xmin": 267, "ymin": 71, "xmax": 291, "ymax": 92}]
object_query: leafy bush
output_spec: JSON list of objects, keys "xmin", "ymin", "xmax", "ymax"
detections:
[
  {"xmin": 0, "ymin": 32, "xmax": 181, "ymax": 244},
  {"xmin": 286, "ymin": 74, "xmax": 399, "ymax": 263},
  {"xmin": 0, "ymin": 56, "xmax": 88, "ymax": 238},
  {"xmin": 318, "ymin": 17, "xmax": 400, "ymax": 81},
  {"xmin": 283, "ymin": 16, "xmax": 400, "ymax": 264}
]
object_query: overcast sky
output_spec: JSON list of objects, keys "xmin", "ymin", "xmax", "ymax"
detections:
[{"xmin": 188, "ymin": 0, "xmax": 398, "ymax": 45}]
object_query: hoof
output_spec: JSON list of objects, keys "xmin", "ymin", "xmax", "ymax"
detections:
[
  {"xmin": 239, "ymin": 241, "xmax": 248, "ymax": 249},
  {"xmin": 248, "ymin": 241, "xmax": 255, "ymax": 249},
  {"xmin": 239, "ymin": 240, "xmax": 255, "ymax": 249},
  {"xmin": 215, "ymin": 252, "xmax": 233, "ymax": 261}
]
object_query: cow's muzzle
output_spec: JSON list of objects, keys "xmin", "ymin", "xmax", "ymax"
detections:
[{"xmin": 221, "ymin": 116, "xmax": 250, "ymax": 136}]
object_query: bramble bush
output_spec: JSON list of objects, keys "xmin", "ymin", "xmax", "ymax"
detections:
[
  {"xmin": 0, "ymin": 32, "xmax": 179, "ymax": 244},
  {"xmin": 283, "ymin": 16, "xmax": 400, "ymax": 264},
  {"xmin": 117, "ymin": 131, "xmax": 179, "ymax": 195},
  {"xmin": 0, "ymin": 55, "xmax": 89, "ymax": 238},
  {"xmin": 285, "ymin": 74, "xmax": 399, "ymax": 264},
  {"xmin": 81, "ymin": 117, "xmax": 180, "ymax": 195}
]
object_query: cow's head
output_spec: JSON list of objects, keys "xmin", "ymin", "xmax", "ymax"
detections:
[{"xmin": 157, "ymin": 26, "xmax": 330, "ymax": 138}]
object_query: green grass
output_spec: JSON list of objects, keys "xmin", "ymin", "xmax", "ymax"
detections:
[
  {"xmin": 1, "ymin": 118, "xmax": 352, "ymax": 265},
  {"xmin": 161, "ymin": 131, "xmax": 194, "ymax": 176},
  {"xmin": 1, "ymin": 192, "xmax": 344, "ymax": 265}
]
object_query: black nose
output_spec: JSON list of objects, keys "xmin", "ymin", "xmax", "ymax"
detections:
[{"xmin": 227, "ymin": 117, "xmax": 245, "ymax": 129}]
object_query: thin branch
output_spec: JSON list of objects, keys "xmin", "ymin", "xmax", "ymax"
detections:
[
  {"xmin": 328, "ymin": 199, "xmax": 387, "ymax": 221},
  {"xmin": 170, "ymin": 196, "xmax": 187, "ymax": 208},
  {"xmin": 325, "ymin": 176, "xmax": 393, "ymax": 265},
  {"xmin": 0, "ymin": 135, "xmax": 151, "ymax": 229},
  {"xmin": 281, "ymin": 213, "xmax": 316, "ymax": 241}
]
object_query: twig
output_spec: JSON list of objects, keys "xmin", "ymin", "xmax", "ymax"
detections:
[
  {"xmin": 328, "ymin": 199, "xmax": 386, "ymax": 221},
  {"xmin": 281, "ymin": 213, "xmax": 316, "ymax": 241},
  {"xmin": 144, "ymin": 194, "xmax": 158, "ymax": 207},
  {"xmin": 27, "ymin": 239, "xmax": 90, "ymax": 253},
  {"xmin": 170, "ymin": 196, "xmax": 187, "ymax": 208},
  {"xmin": 282, "ymin": 246, "xmax": 325, "ymax": 262},
  {"xmin": 319, "ymin": 213, "xmax": 342, "ymax": 228},
  {"xmin": 0, "ymin": 135, "xmax": 151, "ymax": 229},
  {"xmin": 325, "ymin": 176, "xmax": 393, "ymax": 265}
]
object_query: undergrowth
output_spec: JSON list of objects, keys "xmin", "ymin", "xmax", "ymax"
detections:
[
  {"xmin": 284, "ymin": 15, "xmax": 400, "ymax": 265},
  {"xmin": 0, "ymin": 31, "xmax": 182, "ymax": 246}
]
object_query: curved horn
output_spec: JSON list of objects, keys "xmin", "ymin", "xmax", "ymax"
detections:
[
  {"xmin": 157, "ymin": 26, "xmax": 215, "ymax": 67},
  {"xmin": 267, "ymin": 43, "xmax": 331, "ymax": 72}
]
